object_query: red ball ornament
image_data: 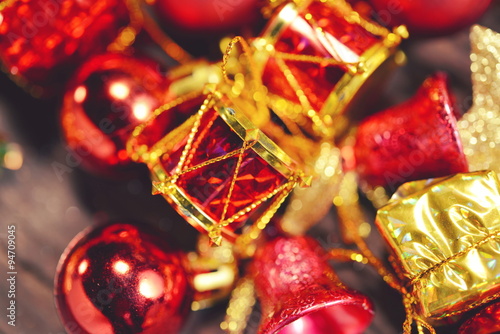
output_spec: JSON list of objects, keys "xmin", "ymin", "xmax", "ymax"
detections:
[
  {"xmin": 154, "ymin": 0, "xmax": 260, "ymax": 33},
  {"xmin": 0, "ymin": 0, "xmax": 131, "ymax": 94},
  {"xmin": 354, "ymin": 73, "xmax": 468, "ymax": 191},
  {"xmin": 60, "ymin": 53, "xmax": 170, "ymax": 177},
  {"xmin": 55, "ymin": 222, "xmax": 193, "ymax": 334},
  {"xmin": 458, "ymin": 302, "xmax": 500, "ymax": 334},
  {"xmin": 368, "ymin": 0, "xmax": 492, "ymax": 36}
]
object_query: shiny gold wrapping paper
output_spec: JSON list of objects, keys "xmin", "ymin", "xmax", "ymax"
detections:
[{"xmin": 376, "ymin": 170, "xmax": 500, "ymax": 322}]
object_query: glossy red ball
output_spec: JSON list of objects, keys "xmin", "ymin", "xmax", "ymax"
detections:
[
  {"xmin": 0, "ymin": 0, "xmax": 131, "ymax": 94},
  {"xmin": 368, "ymin": 0, "xmax": 491, "ymax": 36},
  {"xmin": 458, "ymin": 301, "xmax": 500, "ymax": 334},
  {"xmin": 154, "ymin": 0, "xmax": 260, "ymax": 33},
  {"xmin": 54, "ymin": 223, "xmax": 193, "ymax": 334},
  {"xmin": 60, "ymin": 53, "xmax": 170, "ymax": 177}
]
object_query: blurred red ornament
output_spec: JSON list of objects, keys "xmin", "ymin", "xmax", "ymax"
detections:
[
  {"xmin": 0, "ymin": 0, "xmax": 133, "ymax": 95},
  {"xmin": 55, "ymin": 222, "xmax": 193, "ymax": 334},
  {"xmin": 368, "ymin": 0, "xmax": 491, "ymax": 36},
  {"xmin": 61, "ymin": 53, "xmax": 170, "ymax": 177},
  {"xmin": 154, "ymin": 0, "xmax": 260, "ymax": 33},
  {"xmin": 252, "ymin": 236, "xmax": 374, "ymax": 334},
  {"xmin": 354, "ymin": 73, "xmax": 468, "ymax": 192},
  {"xmin": 459, "ymin": 302, "xmax": 500, "ymax": 334}
]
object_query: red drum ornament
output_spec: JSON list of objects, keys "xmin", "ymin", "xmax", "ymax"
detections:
[
  {"xmin": 61, "ymin": 53, "xmax": 169, "ymax": 177},
  {"xmin": 54, "ymin": 223, "xmax": 193, "ymax": 334},
  {"xmin": 354, "ymin": 73, "xmax": 468, "ymax": 192},
  {"xmin": 459, "ymin": 302, "xmax": 500, "ymax": 334},
  {"xmin": 252, "ymin": 236, "xmax": 374, "ymax": 334},
  {"xmin": 254, "ymin": 0, "xmax": 407, "ymax": 138},
  {"xmin": 154, "ymin": 0, "xmax": 261, "ymax": 33},
  {"xmin": 128, "ymin": 88, "xmax": 309, "ymax": 245},
  {"xmin": 0, "ymin": 0, "xmax": 134, "ymax": 95},
  {"xmin": 368, "ymin": 0, "xmax": 492, "ymax": 36}
]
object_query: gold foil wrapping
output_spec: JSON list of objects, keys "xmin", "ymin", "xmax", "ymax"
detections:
[{"xmin": 376, "ymin": 170, "xmax": 500, "ymax": 322}]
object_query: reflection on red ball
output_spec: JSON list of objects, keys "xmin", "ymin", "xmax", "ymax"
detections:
[
  {"xmin": 60, "ymin": 53, "xmax": 170, "ymax": 177},
  {"xmin": 154, "ymin": 0, "xmax": 261, "ymax": 33},
  {"xmin": 458, "ymin": 302, "xmax": 500, "ymax": 334},
  {"xmin": 368, "ymin": 0, "xmax": 491, "ymax": 36},
  {"xmin": 54, "ymin": 223, "xmax": 193, "ymax": 334}
]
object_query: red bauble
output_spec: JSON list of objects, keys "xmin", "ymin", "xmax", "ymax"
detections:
[
  {"xmin": 55, "ymin": 223, "xmax": 193, "ymax": 334},
  {"xmin": 354, "ymin": 73, "xmax": 468, "ymax": 191},
  {"xmin": 154, "ymin": 0, "xmax": 260, "ymax": 33},
  {"xmin": 368, "ymin": 0, "xmax": 491, "ymax": 36},
  {"xmin": 458, "ymin": 302, "xmax": 500, "ymax": 334},
  {"xmin": 0, "ymin": 0, "xmax": 131, "ymax": 94},
  {"xmin": 61, "ymin": 53, "xmax": 170, "ymax": 177}
]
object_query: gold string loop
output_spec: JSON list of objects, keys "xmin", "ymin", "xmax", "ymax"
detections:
[
  {"xmin": 333, "ymin": 171, "xmax": 437, "ymax": 334},
  {"xmin": 0, "ymin": 0, "xmax": 17, "ymax": 11}
]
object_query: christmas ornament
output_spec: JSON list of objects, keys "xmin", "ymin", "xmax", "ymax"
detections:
[
  {"xmin": 252, "ymin": 235, "xmax": 374, "ymax": 334},
  {"xmin": 0, "ymin": 0, "xmax": 138, "ymax": 95},
  {"xmin": 354, "ymin": 73, "xmax": 468, "ymax": 193},
  {"xmin": 376, "ymin": 170, "xmax": 500, "ymax": 325},
  {"xmin": 154, "ymin": 0, "xmax": 261, "ymax": 33},
  {"xmin": 458, "ymin": 301, "xmax": 500, "ymax": 334},
  {"xmin": 254, "ymin": 0, "xmax": 407, "ymax": 138},
  {"xmin": 368, "ymin": 0, "xmax": 491, "ymax": 36},
  {"xmin": 54, "ymin": 223, "xmax": 193, "ymax": 334},
  {"xmin": 188, "ymin": 234, "xmax": 239, "ymax": 311},
  {"xmin": 128, "ymin": 85, "xmax": 309, "ymax": 245},
  {"xmin": 459, "ymin": 25, "xmax": 500, "ymax": 176},
  {"xmin": 61, "ymin": 53, "xmax": 169, "ymax": 177}
]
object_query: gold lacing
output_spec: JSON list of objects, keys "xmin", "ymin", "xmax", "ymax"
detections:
[
  {"xmin": 332, "ymin": 171, "xmax": 436, "ymax": 334},
  {"xmin": 108, "ymin": 0, "xmax": 192, "ymax": 62},
  {"xmin": 0, "ymin": 0, "xmax": 16, "ymax": 11}
]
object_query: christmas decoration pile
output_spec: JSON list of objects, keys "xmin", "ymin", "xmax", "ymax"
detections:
[{"xmin": 1, "ymin": 0, "xmax": 500, "ymax": 333}]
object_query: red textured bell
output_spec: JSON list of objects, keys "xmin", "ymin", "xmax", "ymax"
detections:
[
  {"xmin": 154, "ymin": 0, "xmax": 260, "ymax": 33},
  {"xmin": 458, "ymin": 302, "xmax": 500, "ymax": 334},
  {"xmin": 368, "ymin": 0, "xmax": 491, "ymax": 36},
  {"xmin": 354, "ymin": 73, "xmax": 468, "ymax": 192},
  {"xmin": 61, "ymin": 53, "xmax": 169, "ymax": 177},
  {"xmin": 0, "ymin": 0, "xmax": 133, "ymax": 95},
  {"xmin": 252, "ymin": 236, "xmax": 374, "ymax": 334},
  {"xmin": 255, "ymin": 0, "xmax": 406, "ymax": 138},
  {"xmin": 54, "ymin": 222, "xmax": 193, "ymax": 334}
]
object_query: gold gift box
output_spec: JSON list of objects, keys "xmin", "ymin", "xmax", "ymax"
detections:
[{"xmin": 376, "ymin": 170, "xmax": 500, "ymax": 322}]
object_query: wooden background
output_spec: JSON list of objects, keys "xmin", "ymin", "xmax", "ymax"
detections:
[{"xmin": 1, "ymin": 3, "xmax": 500, "ymax": 333}]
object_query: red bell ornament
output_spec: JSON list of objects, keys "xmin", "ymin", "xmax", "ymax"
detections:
[
  {"xmin": 252, "ymin": 236, "xmax": 374, "ymax": 334},
  {"xmin": 154, "ymin": 0, "xmax": 261, "ymax": 33},
  {"xmin": 54, "ymin": 223, "xmax": 193, "ymax": 334},
  {"xmin": 254, "ymin": 0, "xmax": 407, "ymax": 138},
  {"xmin": 459, "ymin": 302, "xmax": 500, "ymax": 334},
  {"xmin": 0, "ymin": 0, "xmax": 135, "ymax": 95},
  {"xmin": 61, "ymin": 53, "xmax": 169, "ymax": 177},
  {"xmin": 368, "ymin": 0, "xmax": 492, "ymax": 36},
  {"xmin": 354, "ymin": 73, "xmax": 468, "ymax": 192}
]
